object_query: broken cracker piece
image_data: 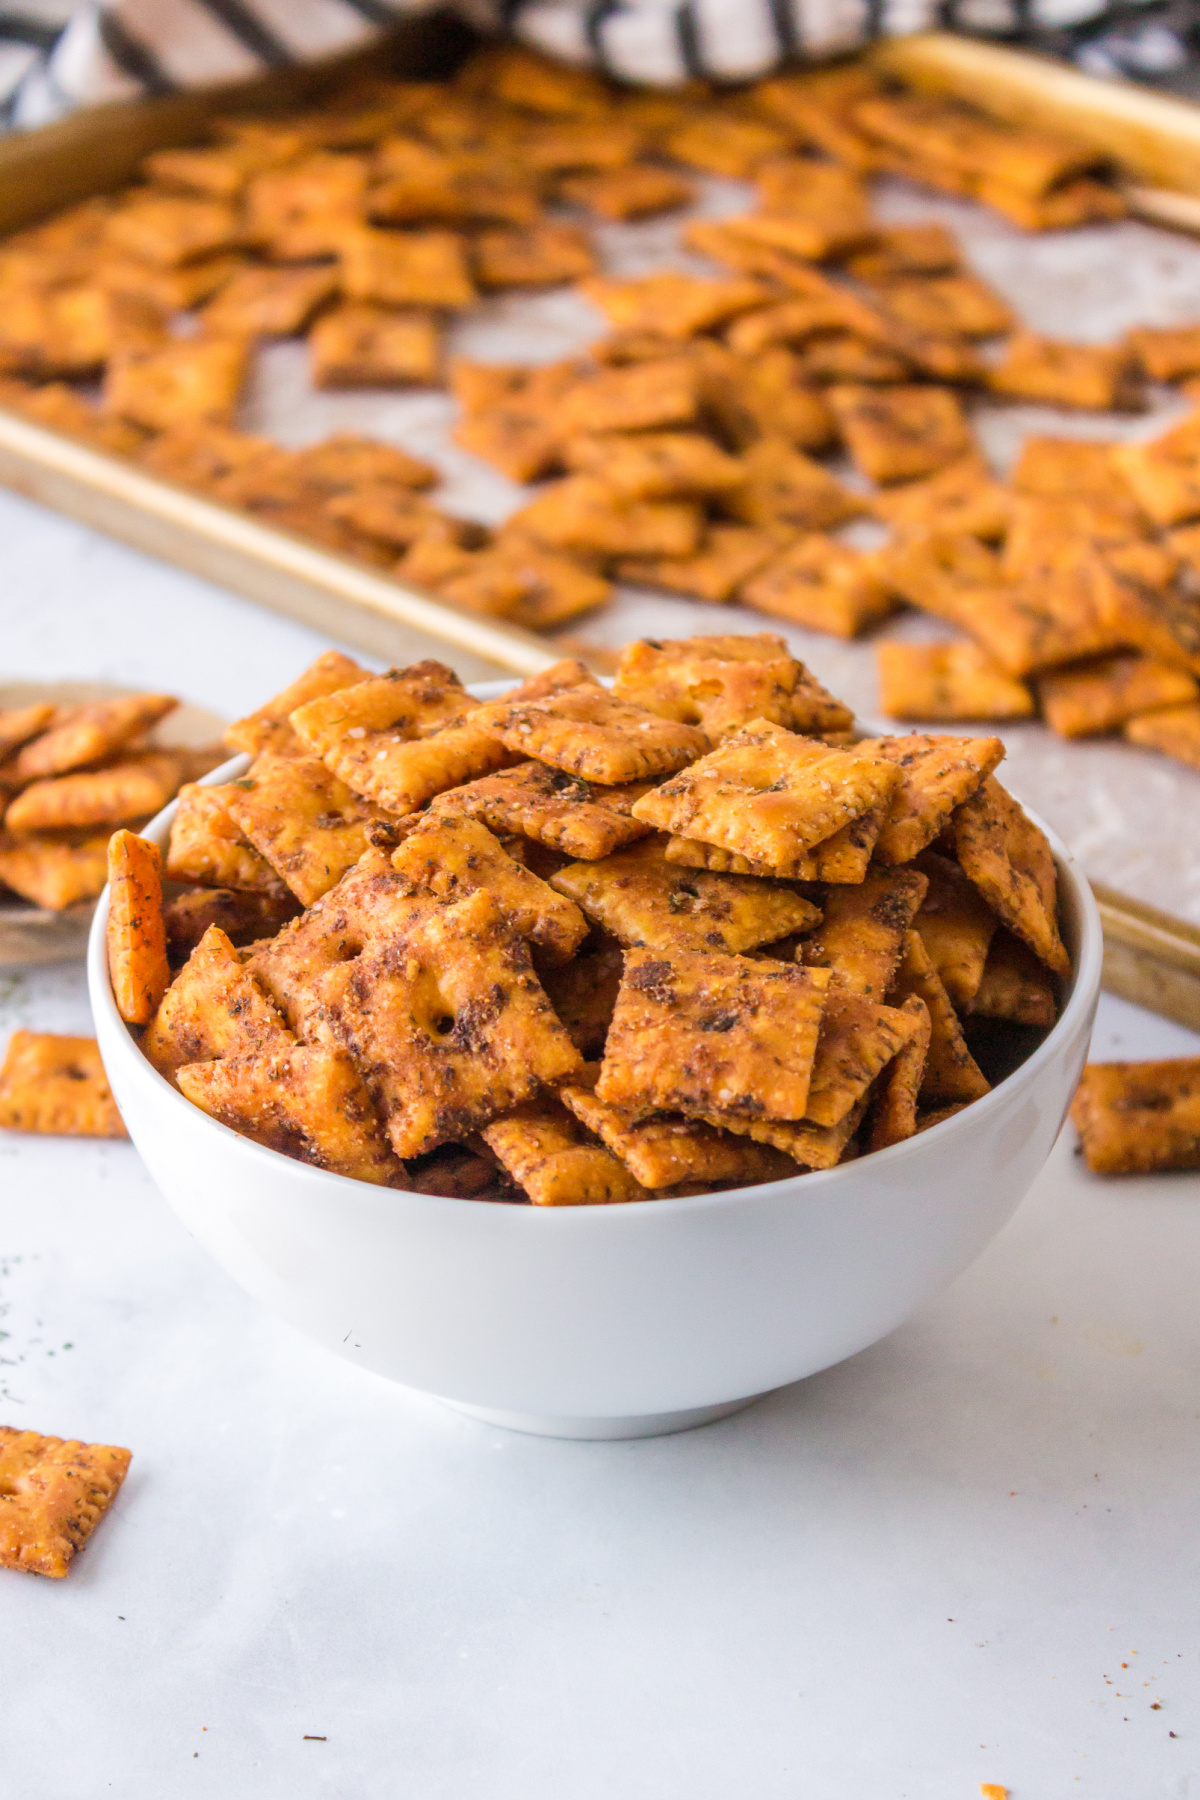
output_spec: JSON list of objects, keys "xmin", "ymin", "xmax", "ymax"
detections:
[
  {"xmin": 0, "ymin": 1426, "xmax": 131, "ymax": 1577},
  {"xmin": 550, "ymin": 837, "xmax": 820, "ymax": 954},
  {"xmin": 0, "ymin": 1031, "xmax": 125, "ymax": 1137},
  {"xmin": 1070, "ymin": 1057, "xmax": 1200, "ymax": 1174},
  {"xmin": 596, "ymin": 945, "xmax": 830, "ymax": 1123},
  {"xmin": 106, "ymin": 829, "xmax": 169, "ymax": 1026}
]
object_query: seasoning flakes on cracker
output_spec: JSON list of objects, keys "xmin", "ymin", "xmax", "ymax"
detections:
[
  {"xmin": 1071, "ymin": 1059, "xmax": 1200, "ymax": 1175},
  {"xmin": 0, "ymin": 1427, "xmax": 131, "ymax": 1577}
]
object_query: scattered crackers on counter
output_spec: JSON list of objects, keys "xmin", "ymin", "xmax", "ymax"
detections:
[
  {"xmin": 0, "ymin": 692, "xmax": 224, "ymax": 912},
  {"xmin": 0, "ymin": 1426, "xmax": 131, "ymax": 1577},
  {"xmin": 0, "ymin": 47, "xmax": 1195, "ymax": 777},
  {"xmin": 77, "ymin": 633, "xmax": 1075, "ymax": 1203}
]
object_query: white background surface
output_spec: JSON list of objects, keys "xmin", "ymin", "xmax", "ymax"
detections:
[{"xmin": 2, "ymin": 486, "xmax": 1200, "ymax": 1800}]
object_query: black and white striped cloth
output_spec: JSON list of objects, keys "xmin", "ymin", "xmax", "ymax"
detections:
[{"xmin": 0, "ymin": 0, "xmax": 1195, "ymax": 130}]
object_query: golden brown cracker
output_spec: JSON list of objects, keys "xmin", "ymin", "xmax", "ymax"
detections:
[
  {"xmin": 0, "ymin": 1031, "xmax": 125, "ymax": 1137},
  {"xmin": 741, "ymin": 535, "xmax": 895, "ymax": 638},
  {"xmin": 1127, "ymin": 322, "xmax": 1200, "ymax": 382},
  {"xmin": 0, "ymin": 1426, "xmax": 131, "ymax": 1577},
  {"xmin": 870, "ymin": 456, "xmax": 1011, "ymax": 541},
  {"xmin": 828, "ymin": 383, "xmax": 974, "ymax": 484},
  {"xmin": 952, "ymin": 774, "xmax": 1069, "ymax": 977},
  {"xmin": 1036, "ymin": 653, "xmax": 1197, "ymax": 738},
  {"xmin": 177, "ymin": 1043, "xmax": 402, "ymax": 1184},
  {"xmin": 633, "ymin": 721, "xmax": 900, "ymax": 875},
  {"xmin": 988, "ymin": 333, "xmax": 1136, "ymax": 410},
  {"xmin": 561, "ymin": 1085, "xmax": 798, "ymax": 1189},
  {"xmin": 912, "ymin": 848, "xmax": 999, "ymax": 1008},
  {"xmin": 581, "ymin": 271, "xmax": 772, "ymax": 338},
  {"xmin": 1123, "ymin": 700, "xmax": 1200, "ymax": 768},
  {"xmin": 867, "ymin": 273, "xmax": 1013, "ymax": 339},
  {"xmin": 596, "ymin": 945, "xmax": 830, "ymax": 1122},
  {"xmin": 481, "ymin": 1100, "xmax": 646, "ymax": 1205},
  {"xmin": 0, "ymin": 701, "xmax": 54, "ymax": 762},
  {"xmin": 614, "ymin": 633, "xmax": 851, "ymax": 739},
  {"xmin": 550, "ymin": 837, "xmax": 821, "ymax": 954},
  {"xmin": 889, "ymin": 929, "xmax": 990, "ymax": 1105},
  {"xmin": 509, "ymin": 475, "xmax": 702, "ymax": 560},
  {"xmin": 617, "ymin": 526, "xmax": 782, "ymax": 605},
  {"xmin": 1011, "ymin": 436, "xmax": 1138, "ymax": 508},
  {"xmin": 798, "ymin": 865, "xmax": 929, "ymax": 1000},
  {"xmin": 559, "ymin": 163, "xmax": 694, "ymax": 220},
  {"xmin": 310, "ymin": 302, "xmax": 442, "ymax": 387},
  {"xmin": 475, "ymin": 223, "xmax": 597, "ymax": 290},
  {"xmin": 471, "ymin": 683, "xmax": 707, "ymax": 784},
  {"xmin": 864, "ymin": 731, "xmax": 1005, "ymax": 865},
  {"xmin": 104, "ymin": 337, "xmax": 251, "ymax": 431},
  {"xmin": 803, "ymin": 990, "xmax": 924, "ymax": 1126},
  {"xmin": 392, "ymin": 812, "xmax": 586, "ymax": 964},
  {"xmin": 201, "ymin": 262, "xmax": 336, "ymax": 337},
  {"xmin": 874, "ymin": 529, "xmax": 1005, "ymax": 626},
  {"xmin": 563, "ymin": 430, "xmax": 742, "ymax": 499},
  {"xmin": 224, "ymin": 650, "xmax": 373, "ymax": 757},
  {"xmin": 14, "ymin": 693, "xmax": 177, "ymax": 781},
  {"xmin": 1114, "ymin": 413, "xmax": 1200, "ymax": 527},
  {"xmin": 970, "ymin": 927, "xmax": 1057, "ymax": 1027},
  {"xmin": 0, "ymin": 830, "xmax": 112, "ymax": 910},
  {"xmin": 663, "ymin": 110, "xmax": 793, "ymax": 178},
  {"xmin": 432, "ymin": 760, "xmax": 652, "ymax": 861},
  {"xmin": 877, "ymin": 642, "xmax": 1034, "ymax": 724},
  {"xmin": 143, "ymin": 924, "xmax": 293, "ymax": 1080},
  {"xmin": 105, "ymin": 192, "xmax": 241, "ymax": 266},
  {"xmin": 722, "ymin": 439, "xmax": 864, "ymax": 531},
  {"xmin": 5, "ymin": 752, "xmax": 181, "ymax": 835},
  {"xmin": 166, "ymin": 782, "xmax": 286, "ymax": 894},
  {"xmin": 695, "ymin": 1095, "xmax": 868, "ymax": 1168},
  {"xmin": 339, "ymin": 226, "xmax": 475, "ymax": 308},
  {"xmin": 864, "ymin": 995, "xmax": 931, "ymax": 1151},
  {"xmin": 315, "ymin": 887, "xmax": 582, "ymax": 1159},
  {"xmin": 222, "ymin": 751, "xmax": 379, "ymax": 905},
  {"xmin": 106, "ymin": 828, "xmax": 170, "ymax": 1026},
  {"xmin": 1070, "ymin": 1058, "xmax": 1200, "ymax": 1174}
]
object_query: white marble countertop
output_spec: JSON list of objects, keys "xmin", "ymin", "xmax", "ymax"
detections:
[{"xmin": 2, "ymin": 488, "xmax": 1200, "ymax": 1800}]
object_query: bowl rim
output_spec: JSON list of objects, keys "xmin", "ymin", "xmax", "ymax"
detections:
[{"xmin": 89, "ymin": 717, "xmax": 1103, "ymax": 1222}]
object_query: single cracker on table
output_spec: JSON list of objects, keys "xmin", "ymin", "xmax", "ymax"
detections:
[
  {"xmin": 803, "ymin": 990, "xmax": 925, "ymax": 1127},
  {"xmin": 952, "ymin": 774, "xmax": 1069, "ymax": 978},
  {"xmin": 596, "ymin": 945, "xmax": 831, "ymax": 1124},
  {"xmin": 1070, "ymin": 1058, "xmax": 1200, "ymax": 1174},
  {"xmin": 877, "ymin": 642, "xmax": 1034, "ymax": 723},
  {"xmin": 551, "ymin": 837, "xmax": 821, "ymax": 954},
  {"xmin": 0, "ymin": 1427, "xmax": 131, "ymax": 1578},
  {"xmin": 106, "ymin": 828, "xmax": 169, "ymax": 1026},
  {"xmin": 0, "ymin": 831, "xmax": 114, "ymax": 911},
  {"xmin": 0, "ymin": 1030, "xmax": 126, "ymax": 1136},
  {"xmin": 142, "ymin": 924, "xmax": 293, "ymax": 1081}
]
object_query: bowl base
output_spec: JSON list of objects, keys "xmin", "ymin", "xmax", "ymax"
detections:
[{"xmin": 440, "ymin": 1394, "xmax": 767, "ymax": 1439}]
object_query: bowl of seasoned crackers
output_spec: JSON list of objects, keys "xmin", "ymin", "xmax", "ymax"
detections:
[{"xmin": 89, "ymin": 634, "xmax": 1102, "ymax": 1438}]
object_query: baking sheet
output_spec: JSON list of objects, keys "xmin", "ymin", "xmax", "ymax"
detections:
[{"xmin": 241, "ymin": 172, "xmax": 1200, "ymax": 926}]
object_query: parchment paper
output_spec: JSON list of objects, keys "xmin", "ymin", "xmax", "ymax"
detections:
[{"xmin": 240, "ymin": 175, "xmax": 1200, "ymax": 924}]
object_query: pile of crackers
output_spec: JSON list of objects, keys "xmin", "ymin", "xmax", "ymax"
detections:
[
  {"xmin": 0, "ymin": 47, "xmax": 1198, "ymax": 765},
  {"xmin": 102, "ymin": 633, "xmax": 1070, "ymax": 1202},
  {"xmin": 0, "ymin": 693, "xmax": 221, "ymax": 911}
]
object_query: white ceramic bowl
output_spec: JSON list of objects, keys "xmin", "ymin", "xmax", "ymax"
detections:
[{"xmin": 89, "ymin": 734, "xmax": 1102, "ymax": 1439}]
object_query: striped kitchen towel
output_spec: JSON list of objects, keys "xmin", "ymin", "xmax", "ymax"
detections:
[{"xmin": 0, "ymin": 0, "xmax": 1194, "ymax": 129}]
